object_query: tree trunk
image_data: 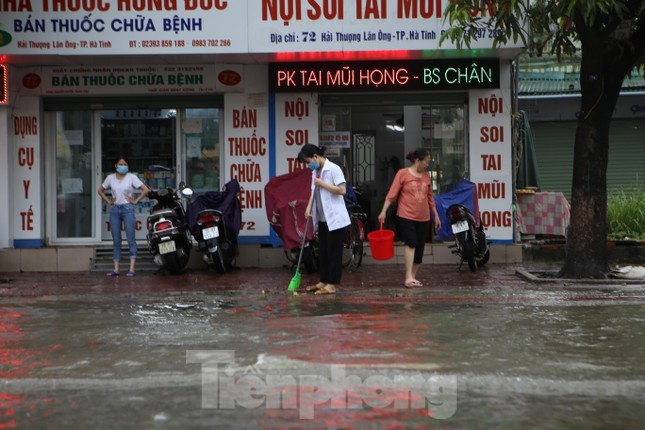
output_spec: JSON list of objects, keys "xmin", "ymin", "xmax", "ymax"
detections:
[
  {"xmin": 558, "ymin": 30, "xmax": 625, "ymax": 279},
  {"xmin": 559, "ymin": 113, "xmax": 610, "ymax": 279}
]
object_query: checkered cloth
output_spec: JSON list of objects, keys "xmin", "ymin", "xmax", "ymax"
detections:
[{"xmin": 516, "ymin": 192, "xmax": 571, "ymax": 237}]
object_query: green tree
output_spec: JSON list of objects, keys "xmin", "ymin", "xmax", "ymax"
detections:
[{"xmin": 442, "ymin": 0, "xmax": 645, "ymax": 278}]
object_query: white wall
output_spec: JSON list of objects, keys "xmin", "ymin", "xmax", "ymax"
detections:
[{"xmin": 0, "ymin": 106, "xmax": 10, "ymax": 248}]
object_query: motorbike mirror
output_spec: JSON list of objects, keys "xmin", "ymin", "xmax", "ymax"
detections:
[{"xmin": 181, "ymin": 187, "xmax": 194, "ymax": 198}]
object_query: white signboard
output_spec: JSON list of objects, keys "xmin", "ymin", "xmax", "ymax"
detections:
[
  {"xmin": 224, "ymin": 93, "xmax": 270, "ymax": 237},
  {"xmin": 274, "ymin": 93, "xmax": 319, "ymax": 176},
  {"xmin": 0, "ymin": 1, "xmax": 248, "ymax": 55},
  {"xmin": 12, "ymin": 64, "xmax": 244, "ymax": 96},
  {"xmin": 320, "ymin": 131, "xmax": 351, "ymax": 148},
  {"xmin": 0, "ymin": 1, "xmax": 523, "ymax": 55},
  {"xmin": 12, "ymin": 96, "xmax": 43, "ymax": 247},
  {"xmin": 469, "ymin": 89, "xmax": 513, "ymax": 242},
  {"xmin": 250, "ymin": 0, "xmax": 524, "ymax": 53}
]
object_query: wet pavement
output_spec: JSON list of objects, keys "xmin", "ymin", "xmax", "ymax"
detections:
[{"xmin": 1, "ymin": 264, "xmax": 644, "ymax": 429}]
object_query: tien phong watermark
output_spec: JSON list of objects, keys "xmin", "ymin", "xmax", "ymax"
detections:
[{"xmin": 187, "ymin": 350, "xmax": 457, "ymax": 420}]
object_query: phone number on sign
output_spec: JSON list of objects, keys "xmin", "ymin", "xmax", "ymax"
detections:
[
  {"xmin": 191, "ymin": 39, "xmax": 232, "ymax": 47},
  {"xmin": 135, "ymin": 40, "xmax": 185, "ymax": 48}
]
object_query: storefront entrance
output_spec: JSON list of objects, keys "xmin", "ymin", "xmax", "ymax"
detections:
[
  {"xmin": 46, "ymin": 104, "xmax": 221, "ymax": 245},
  {"xmin": 319, "ymin": 97, "xmax": 468, "ymax": 230},
  {"xmin": 100, "ymin": 109, "xmax": 178, "ymax": 241}
]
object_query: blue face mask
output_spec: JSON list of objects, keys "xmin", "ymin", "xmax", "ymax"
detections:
[
  {"xmin": 116, "ymin": 165, "xmax": 129, "ymax": 175},
  {"xmin": 307, "ymin": 162, "xmax": 320, "ymax": 170}
]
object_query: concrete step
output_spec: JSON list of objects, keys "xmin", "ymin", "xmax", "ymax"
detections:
[{"xmin": 91, "ymin": 246, "xmax": 158, "ymax": 272}]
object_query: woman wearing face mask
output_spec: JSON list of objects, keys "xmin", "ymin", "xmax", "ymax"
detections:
[
  {"xmin": 298, "ymin": 144, "xmax": 351, "ymax": 295},
  {"xmin": 378, "ymin": 148, "xmax": 441, "ymax": 288},
  {"xmin": 98, "ymin": 156, "xmax": 150, "ymax": 277}
]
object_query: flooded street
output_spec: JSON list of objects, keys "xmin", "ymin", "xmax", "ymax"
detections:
[{"xmin": 1, "ymin": 266, "xmax": 644, "ymax": 429}]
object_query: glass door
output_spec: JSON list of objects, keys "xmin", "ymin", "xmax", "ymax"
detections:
[
  {"xmin": 47, "ymin": 106, "xmax": 216, "ymax": 244},
  {"xmin": 51, "ymin": 111, "xmax": 96, "ymax": 241},
  {"xmin": 100, "ymin": 109, "xmax": 177, "ymax": 241},
  {"xmin": 181, "ymin": 108, "xmax": 221, "ymax": 193},
  {"xmin": 421, "ymin": 105, "xmax": 467, "ymax": 194}
]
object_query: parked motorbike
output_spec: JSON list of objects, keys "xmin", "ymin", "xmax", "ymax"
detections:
[
  {"xmin": 146, "ymin": 182, "xmax": 194, "ymax": 274},
  {"xmin": 264, "ymin": 169, "xmax": 318, "ymax": 274},
  {"xmin": 186, "ymin": 179, "xmax": 242, "ymax": 274},
  {"xmin": 446, "ymin": 203, "xmax": 490, "ymax": 272}
]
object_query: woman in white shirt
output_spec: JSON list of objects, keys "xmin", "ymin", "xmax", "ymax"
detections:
[
  {"xmin": 299, "ymin": 144, "xmax": 351, "ymax": 295},
  {"xmin": 98, "ymin": 156, "xmax": 149, "ymax": 277}
]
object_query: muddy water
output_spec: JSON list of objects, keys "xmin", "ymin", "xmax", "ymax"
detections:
[{"xmin": 1, "ymin": 289, "xmax": 644, "ymax": 429}]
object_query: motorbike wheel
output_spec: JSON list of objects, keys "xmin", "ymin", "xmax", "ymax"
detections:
[
  {"xmin": 231, "ymin": 242, "xmax": 240, "ymax": 269},
  {"xmin": 341, "ymin": 228, "xmax": 353, "ymax": 268},
  {"xmin": 211, "ymin": 248, "xmax": 226, "ymax": 275},
  {"xmin": 349, "ymin": 224, "xmax": 364, "ymax": 269},
  {"xmin": 302, "ymin": 244, "xmax": 318, "ymax": 274},
  {"xmin": 165, "ymin": 253, "xmax": 183, "ymax": 275},
  {"xmin": 477, "ymin": 249, "xmax": 490, "ymax": 266},
  {"xmin": 351, "ymin": 241, "xmax": 364, "ymax": 269},
  {"xmin": 459, "ymin": 235, "xmax": 477, "ymax": 272},
  {"xmin": 222, "ymin": 241, "xmax": 237, "ymax": 271},
  {"xmin": 466, "ymin": 253, "xmax": 477, "ymax": 272},
  {"xmin": 226, "ymin": 254, "xmax": 237, "ymax": 271},
  {"xmin": 341, "ymin": 221, "xmax": 363, "ymax": 269},
  {"xmin": 285, "ymin": 249, "xmax": 298, "ymax": 265}
]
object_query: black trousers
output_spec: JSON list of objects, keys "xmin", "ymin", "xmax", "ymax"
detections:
[
  {"xmin": 397, "ymin": 216, "xmax": 430, "ymax": 264},
  {"xmin": 317, "ymin": 221, "xmax": 346, "ymax": 285}
]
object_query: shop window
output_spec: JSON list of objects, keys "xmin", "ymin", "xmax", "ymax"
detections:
[
  {"xmin": 422, "ymin": 105, "xmax": 467, "ymax": 194},
  {"xmin": 182, "ymin": 108, "xmax": 220, "ymax": 192},
  {"xmin": 101, "ymin": 109, "xmax": 176, "ymax": 182},
  {"xmin": 55, "ymin": 111, "xmax": 94, "ymax": 238}
]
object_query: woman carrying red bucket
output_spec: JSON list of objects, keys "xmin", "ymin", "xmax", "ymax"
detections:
[{"xmin": 378, "ymin": 148, "xmax": 441, "ymax": 288}]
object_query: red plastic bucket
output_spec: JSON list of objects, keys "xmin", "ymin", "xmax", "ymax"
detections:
[{"xmin": 367, "ymin": 225, "xmax": 395, "ymax": 261}]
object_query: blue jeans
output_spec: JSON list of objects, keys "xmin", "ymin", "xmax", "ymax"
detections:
[{"xmin": 110, "ymin": 203, "xmax": 137, "ymax": 261}]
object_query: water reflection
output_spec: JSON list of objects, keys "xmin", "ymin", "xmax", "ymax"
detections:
[{"xmin": 0, "ymin": 293, "xmax": 643, "ymax": 429}]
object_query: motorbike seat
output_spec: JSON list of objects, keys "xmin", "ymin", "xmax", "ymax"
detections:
[
  {"xmin": 150, "ymin": 209, "xmax": 177, "ymax": 219},
  {"xmin": 198, "ymin": 208, "xmax": 222, "ymax": 215}
]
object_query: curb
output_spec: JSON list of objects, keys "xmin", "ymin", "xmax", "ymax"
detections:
[{"xmin": 516, "ymin": 269, "xmax": 645, "ymax": 286}]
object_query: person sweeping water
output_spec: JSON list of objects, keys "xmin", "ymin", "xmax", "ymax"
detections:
[{"xmin": 298, "ymin": 144, "xmax": 350, "ymax": 295}]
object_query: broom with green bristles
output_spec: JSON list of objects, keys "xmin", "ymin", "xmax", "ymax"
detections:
[{"xmin": 288, "ymin": 216, "xmax": 311, "ymax": 292}]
